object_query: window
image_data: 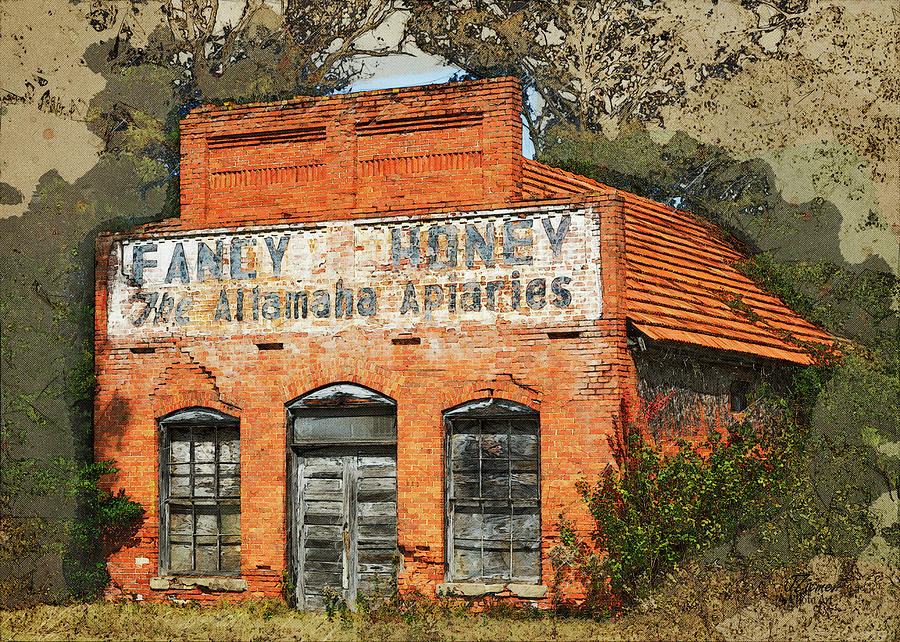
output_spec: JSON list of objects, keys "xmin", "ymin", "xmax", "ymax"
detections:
[
  {"xmin": 730, "ymin": 380, "xmax": 751, "ymax": 413},
  {"xmin": 444, "ymin": 398, "xmax": 540, "ymax": 584},
  {"xmin": 288, "ymin": 383, "xmax": 397, "ymax": 445},
  {"xmin": 159, "ymin": 407, "xmax": 240, "ymax": 575}
]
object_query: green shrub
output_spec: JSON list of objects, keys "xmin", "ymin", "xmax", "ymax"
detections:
[
  {"xmin": 63, "ymin": 460, "xmax": 145, "ymax": 600},
  {"xmin": 563, "ymin": 411, "xmax": 802, "ymax": 607}
]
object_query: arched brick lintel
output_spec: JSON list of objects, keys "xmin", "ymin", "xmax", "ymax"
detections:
[
  {"xmin": 279, "ymin": 366, "xmax": 541, "ymax": 418},
  {"xmin": 279, "ymin": 362, "xmax": 405, "ymax": 408},
  {"xmin": 152, "ymin": 391, "xmax": 242, "ymax": 421},
  {"xmin": 435, "ymin": 379, "xmax": 541, "ymax": 416}
]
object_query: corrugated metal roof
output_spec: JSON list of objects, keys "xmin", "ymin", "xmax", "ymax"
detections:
[{"xmin": 521, "ymin": 158, "xmax": 835, "ymax": 365}]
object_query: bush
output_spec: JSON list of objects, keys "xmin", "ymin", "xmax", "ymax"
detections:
[
  {"xmin": 557, "ymin": 408, "xmax": 802, "ymax": 608},
  {"xmin": 0, "ymin": 457, "xmax": 144, "ymax": 605},
  {"xmin": 63, "ymin": 460, "xmax": 146, "ymax": 600}
]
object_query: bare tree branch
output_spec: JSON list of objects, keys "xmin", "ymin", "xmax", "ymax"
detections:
[{"xmin": 407, "ymin": 0, "xmax": 810, "ymax": 149}]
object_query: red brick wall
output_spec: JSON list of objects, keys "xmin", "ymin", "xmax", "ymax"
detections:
[
  {"xmin": 94, "ymin": 79, "xmax": 633, "ymax": 606},
  {"xmin": 177, "ymin": 78, "xmax": 523, "ymax": 230}
]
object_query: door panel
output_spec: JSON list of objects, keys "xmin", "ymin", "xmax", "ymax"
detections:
[
  {"xmin": 296, "ymin": 447, "xmax": 397, "ymax": 608},
  {"xmin": 354, "ymin": 451, "xmax": 398, "ymax": 595},
  {"xmin": 297, "ymin": 452, "xmax": 348, "ymax": 608}
]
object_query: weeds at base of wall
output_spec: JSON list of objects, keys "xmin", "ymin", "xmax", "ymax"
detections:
[
  {"xmin": 551, "ymin": 411, "xmax": 803, "ymax": 611},
  {"xmin": 278, "ymin": 570, "xmax": 296, "ymax": 608},
  {"xmin": 313, "ymin": 576, "xmax": 551, "ymax": 639},
  {"xmin": 7, "ymin": 559, "xmax": 897, "ymax": 642},
  {"xmin": 547, "ymin": 343, "xmax": 897, "ymax": 618}
]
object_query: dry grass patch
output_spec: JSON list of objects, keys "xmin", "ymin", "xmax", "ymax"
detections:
[
  {"xmin": 1, "ymin": 600, "xmax": 721, "ymax": 642},
  {"xmin": 3, "ymin": 557, "xmax": 898, "ymax": 642}
]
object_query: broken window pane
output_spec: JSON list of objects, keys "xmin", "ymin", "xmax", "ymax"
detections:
[
  {"xmin": 219, "ymin": 432, "xmax": 239, "ymax": 462},
  {"xmin": 446, "ymin": 400, "xmax": 540, "ymax": 583},
  {"xmin": 170, "ymin": 433, "xmax": 191, "ymax": 463},
  {"xmin": 170, "ymin": 541, "xmax": 193, "ymax": 572},
  {"xmin": 170, "ymin": 506, "xmax": 193, "ymax": 535},
  {"xmin": 160, "ymin": 410, "xmax": 240, "ymax": 575},
  {"xmin": 220, "ymin": 506, "xmax": 240, "ymax": 535},
  {"xmin": 195, "ymin": 541, "xmax": 218, "ymax": 572},
  {"xmin": 221, "ymin": 538, "xmax": 241, "ymax": 572},
  {"xmin": 194, "ymin": 437, "xmax": 215, "ymax": 463},
  {"xmin": 170, "ymin": 474, "xmax": 191, "ymax": 498},
  {"xmin": 480, "ymin": 432, "xmax": 508, "ymax": 459},
  {"xmin": 452, "ymin": 539, "xmax": 483, "ymax": 582}
]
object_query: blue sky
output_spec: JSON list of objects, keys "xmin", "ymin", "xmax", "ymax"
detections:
[{"xmin": 345, "ymin": 57, "xmax": 536, "ymax": 159}]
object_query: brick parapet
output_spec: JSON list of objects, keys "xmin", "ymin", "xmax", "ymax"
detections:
[{"xmin": 176, "ymin": 78, "xmax": 523, "ymax": 230}]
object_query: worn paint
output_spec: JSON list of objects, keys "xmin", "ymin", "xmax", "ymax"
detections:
[{"xmin": 107, "ymin": 208, "xmax": 602, "ymax": 337}]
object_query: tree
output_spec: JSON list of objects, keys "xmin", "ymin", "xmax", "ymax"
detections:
[
  {"xmin": 408, "ymin": 0, "xmax": 809, "ymax": 148},
  {"xmin": 87, "ymin": 1, "xmax": 407, "ymax": 177}
]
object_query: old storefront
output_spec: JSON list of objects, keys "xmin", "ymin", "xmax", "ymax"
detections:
[{"xmin": 94, "ymin": 78, "xmax": 831, "ymax": 607}]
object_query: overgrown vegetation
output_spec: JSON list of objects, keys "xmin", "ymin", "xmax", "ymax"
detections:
[
  {"xmin": 550, "ymin": 372, "xmax": 806, "ymax": 611},
  {"xmin": 564, "ymin": 417, "xmax": 802, "ymax": 607},
  {"xmin": 547, "ymin": 246, "xmax": 897, "ymax": 617},
  {"xmin": 538, "ymin": 122, "xmax": 898, "ymax": 616},
  {"xmin": 4, "ymin": 561, "xmax": 900, "ymax": 642},
  {"xmin": 63, "ymin": 462, "xmax": 145, "ymax": 600},
  {"xmin": 0, "ymin": 458, "xmax": 144, "ymax": 605}
]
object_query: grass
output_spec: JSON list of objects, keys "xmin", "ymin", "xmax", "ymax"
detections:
[
  {"xmin": 3, "ymin": 557, "xmax": 899, "ymax": 641},
  {"xmin": 0, "ymin": 598, "xmax": 728, "ymax": 642}
]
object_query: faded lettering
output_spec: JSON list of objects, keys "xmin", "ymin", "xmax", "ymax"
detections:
[
  {"xmin": 503, "ymin": 220, "xmax": 533, "ymax": 266},
  {"xmin": 110, "ymin": 207, "xmax": 601, "ymax": 337},
  {"xmin": 230, "ymin": 238, "xmax": 256, "ymax": 280}
]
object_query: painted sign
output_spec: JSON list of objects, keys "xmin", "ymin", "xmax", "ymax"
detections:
[{"xmin": 106, "ymin": 206, "xmax": 602, "ymax": 337}]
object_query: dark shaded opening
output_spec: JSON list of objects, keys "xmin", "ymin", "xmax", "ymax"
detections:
[
  {"xmin": 256, "ymin": 342, "xmax": 283, "ymax": 350},
  {"xmin": 546, "ymin": 331, "xmax": 581, "ymax": 339},
  {"xmin": 730, "ymin": 381, "xmax": 751, "ymax": 413}
]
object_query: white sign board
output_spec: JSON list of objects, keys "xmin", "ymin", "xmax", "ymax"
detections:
[{"xmin": 106, "ymin": 206, "xmax": 602, "ymax": 337}]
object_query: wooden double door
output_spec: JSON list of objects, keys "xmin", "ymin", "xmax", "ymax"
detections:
[{"xmin": 293, "ymin": 446, "xmax": 398, "ymax": 609}]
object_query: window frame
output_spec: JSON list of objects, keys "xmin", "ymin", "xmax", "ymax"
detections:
[
  {"xmin": 286, "ymin": 382, "xmax": 397, "ymax": 448},
  {"xmin": 158, "ymin": 407, "xmax": 241, "ymax": 577},
  {"xmin": 443, "ymin": 398, "xmax": 541, "ymax": 585}
]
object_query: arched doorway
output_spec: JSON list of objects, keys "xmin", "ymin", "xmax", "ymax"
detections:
[{"xmin": 287, "ymin": 383, "xmax": 398, "ymax": 609}]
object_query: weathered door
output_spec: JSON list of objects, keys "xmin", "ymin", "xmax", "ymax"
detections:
[{"xmin": 295, "ymin": 446, "xmax": 397, "ymax": 608}]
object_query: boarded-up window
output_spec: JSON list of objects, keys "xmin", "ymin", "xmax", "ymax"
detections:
[
  {"xmin": 444, "ymin": 398, "xmax": 540, "ymax": 584},
  {"xmin": 159, "ymin": 407, "xmax": 240, "ymax": 575}
]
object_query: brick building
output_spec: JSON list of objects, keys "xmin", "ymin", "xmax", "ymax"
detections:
[{"xmin": 94, "ymin": 77, "xmax": 831, "ymax": 607}]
